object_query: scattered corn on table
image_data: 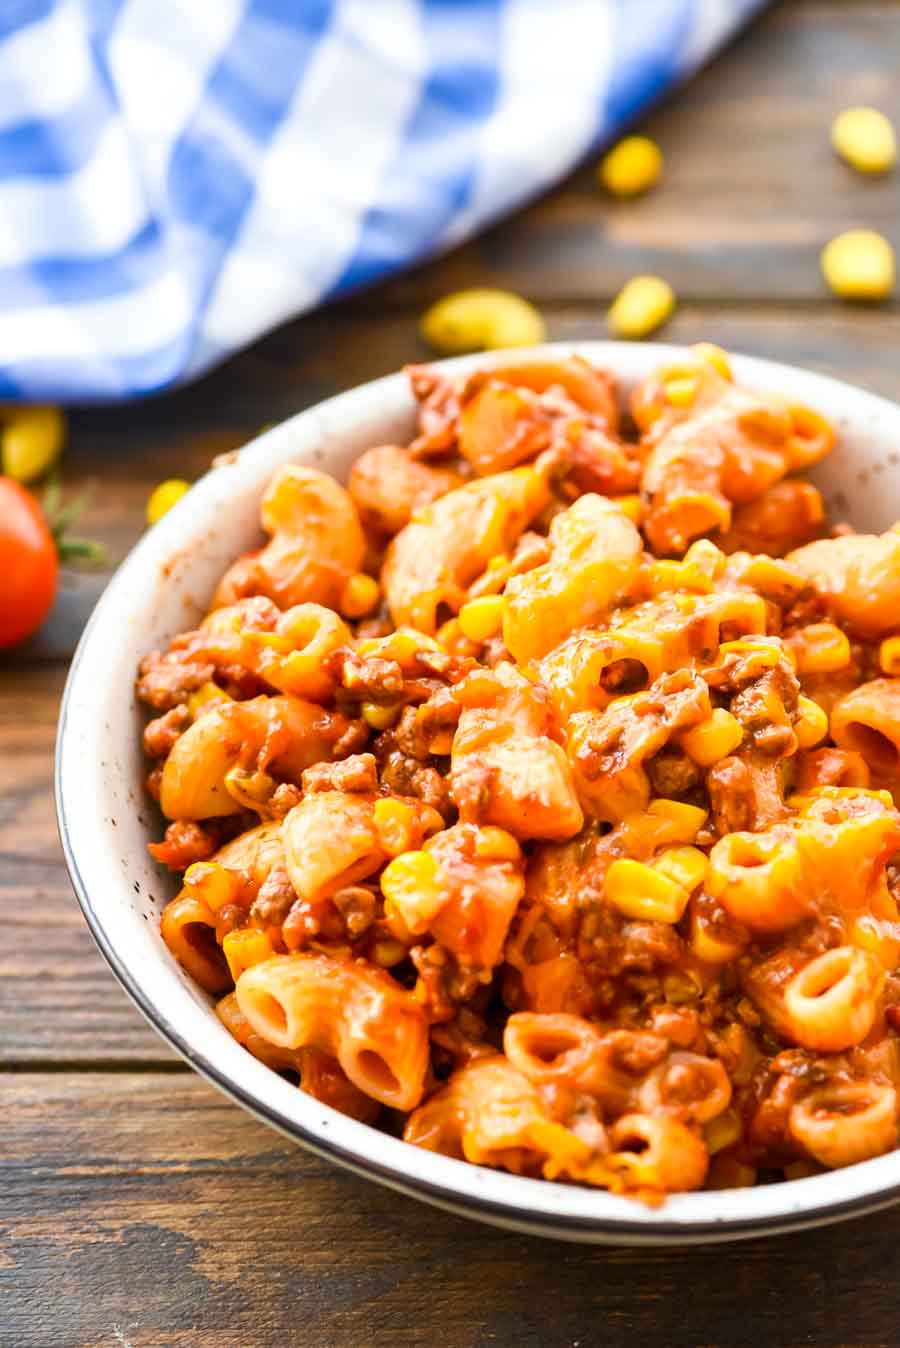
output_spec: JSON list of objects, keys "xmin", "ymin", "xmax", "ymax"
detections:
[{"xmin": 4, "ymin": 4, "xmax": 900, "ymax": 1345}]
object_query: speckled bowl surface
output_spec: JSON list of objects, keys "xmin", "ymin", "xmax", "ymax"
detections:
[{"xmin": 56, "ymin": 343, "xmax": 900, "ymax": 1244}]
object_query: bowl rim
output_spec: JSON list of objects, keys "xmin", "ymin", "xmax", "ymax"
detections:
[{"xmin": 56, "ymin": 340, "xmax": 900, "ymax": 1243}]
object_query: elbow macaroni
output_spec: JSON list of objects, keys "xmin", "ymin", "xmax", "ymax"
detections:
[{"xmin": 140, "ymin": 350, "xmax": 900, "ymax": 1200}]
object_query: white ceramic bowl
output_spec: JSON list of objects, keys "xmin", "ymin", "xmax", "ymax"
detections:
[{"xmin": 56, "ymin": 342, "xmax": 900, "ymax": 1244}]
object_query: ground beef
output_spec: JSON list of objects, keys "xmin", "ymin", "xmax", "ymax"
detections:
[
  {"xmin": 301, "ymin": 753, "xmax": 379, "ymax": 795},
  {"xmin": 148, "ymin": 820, "xmax": 218, "ymax": 870},
  {"xmin": 378, "ymin": 750, "xmax": 452, "ymax": 818},
  {"xmin": 250, "ymin": 861, "xmax": 296, "ymax": 927},
  {"xmin": 646, "ymin": 746, "xmax": 700, "ymax": 799},
  {"xmin": 143, "ymin": 704, "xmax": 190, "ymax": 758},
  {"xmin": 707, "ymin": 755, "xmax": 755, "ymax": 835},
  {"xmin": 136, "ymin": 651, "xmax": 214, "ymax": 711}
]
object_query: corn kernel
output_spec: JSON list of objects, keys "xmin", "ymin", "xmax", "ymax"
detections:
[
  {"xmin": 487, "ymin": 553, "xmax": 509, "ymax": 572},
  {"xmin": 187, "ymin": 681, "xmax": 232, "ymax": 719},
  {"xmin": 373, "ymin": 797, "xmax": 418, "ymax": 857},
  {"xmin": 436, "ymin": 617, "xmax": 479, "ymax": 655},
  {"xmin": 147, "ymin": 478, "xmax": 191, "ymax": 525},
  {"xmin": 358, "ymin": 628, "xmax": 439, "ymax": 666},
  {"xmin": 223, "ymin": 927, "xmax": 274, "ymax": 982},
  {"xmin": 421, "ymin": 288, "xmax": 546, "ymax": 354},
  {"xmin": 680, "ymin": 708, "xmax": 744, "ymax": 767},
  {"xmin": 611, "ymin": 494, "xmax": 642, "ymax": 525},
  {"xmin": 789, "ymin": 622, "xmax": 851, "ymax": 675},
  {"xmin": 474, "ymin": 826, "xmax": 522, "ymax": 863},
  {"xmin": 783, "ymin": 1161, "xmax": 821, "ymax": 1181},
  {"xmin": 689, "ymin": 896, "xmax": 744, "ymax": 965},
  {"xmin": 654, "ymin": 845, "xmax": 708, "ymax": 894},
  {"xmin": 183, "ymin": 862, "xmax": 240, "ymax": 914},
  {"xmin": 707, "ymin": 1158, "xmax": 757, "ymax": 1190},
  {"xmin": 605, "ymin": 858, "xmax": 689, "ymax": 924},
  {"xmin": 664, "ymin": 375, "xmax": 697, "ymax": 408},
  {"xmin": 599, "ymin": 135, "xmax": 663, "ymax": 198},
  {"xmin": 821, "ymin": 229, "xmax": 895, "ymax": 302},
  {"xmin": 794, "ymin": 695, "xmax": 828, "ymax": 749},
  {"xmin": 645, "ymin": 798, "xmax": 708, "ymax": 845},
  {"xmin": 832, "ymin": 106, "xmax": 897, "ymax": 175},
  {"xmin": 340, "ymin": 572, "xmax": 380, "ymax": 619},
  {"xmin": 692, "ymin": 342, "xmax": 732, "ymax": 381},
  {"xmin": 607, "ymin": 276, "xmax": 675, "ymax": 340},
  {"xmin": 879, "ymin": 636, "xmax": 900, "ymax": 676},
  {"xmin": 361, "ymin": 701, "xmax": 400, "ymax": 731},
  {"xmin": 458, "ymin": 594, "xmax": 505, "ymax": 643},
  {"xmin": 380, "ymin": 850, "xmax": 443, "ymax": 933},
  {"xmin": 0, "ymin": 405, "xmax": 65, "ymax": 483}
]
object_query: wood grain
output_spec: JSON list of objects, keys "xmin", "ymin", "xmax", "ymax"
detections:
[
  {"xmin": 368, "ymin": 1, "xmax": 900, "ymax": 307},
  {"xmin": 4, "ymin": 1072, "xmax": 900, "ymax": 1348}
]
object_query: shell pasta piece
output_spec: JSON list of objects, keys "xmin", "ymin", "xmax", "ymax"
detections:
[{"xmin": 139, "ymin": 350, "xmax": 900, "ymax": 1201}]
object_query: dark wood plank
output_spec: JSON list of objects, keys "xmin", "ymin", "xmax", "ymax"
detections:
[
  {"xmin": 358, "ymin": 1, "xmax": 900, "ymax": 307},
  {"xmin": 0, "ymin": 665, "xmax": 173, "ymax": 1064},
  {"xmin": 3, "ymin": 1070, "xmax": 900, "ymax": 1348}
]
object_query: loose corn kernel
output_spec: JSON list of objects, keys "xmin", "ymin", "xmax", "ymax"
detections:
[
  {"xmin": 645, "ymin": 798, "xmax": 708, "ymax": 845},
  {"xmin": 611, "ymin": 494, "xmax": 643, "ymax": 525},
  {"xmin": 183, "ymin": 862, "xmax": 240, "ymax": 914},
  {"xmin": 821, "ymin": 229, "xmax": 895, "ymax": 301},
  {"xmin": 654, "ymin": 845, "xmax": 708, "ymax": 894},
  {"xmin": 783, "ymin": 1161, "xmax": 821, "ymax": 1181},
  {"xmin": 373, "ymin": 797, "xmax": 418, "ymax": 857},
  {"xmin": 704, "ymin": 1114, "xmax": 743, "ymax": 1158},
  {"xmin": 690, "ymin": 901, "xmax": 745, "ymax": 965},
  {"xmin": 680, "ymin": 708, "xmax": 744, "ymax": 767},
  {"xmin": 599, "ymin": 135, "xmax": 663, "ymax": 198},
  {"xmin": 0, "ymin": 405, "xmax": 65, "ymax": 483},
  {"xmin": 707, "ymin": 1158, "xmax": 757, "ymax": 1190},
  {"xmin": 381, "ymin": 850, "xmax": 438, "ymax": 898},
  {"xmin": 187, "ymin": 681, "xmax": 233, "ymax": 719},
  {"xmin": 458, "ymin": 594, "xmax": 505, "ymax": 643},
  {"xmin": 147, "ymin": 478, "xmax": 191, "ymax": 525},
  {"xmin": 692, "ymin": 342, "xmax": 732, "ymax": 381},
  {"xmin": 361, "ymin": 701, "xmax": 400, "ymax": 731},
  {"xmin": 794, "ymin": 695, "xmax": 829, "ymax": 749},
  {"xmin": 380, "ymin": 850, "xmax": 443, "ymax": 935},
  {"xmin": 436, "ymin": 617, "xmax": 479, "ymax": 656},
  {"xmin": 879, "ymin": 637, "xmax": 900, "ymax": 676},
  {"xmin": 474, "ymin": 826, "xmax": 522, "ymax": 863},
  {"xmin": 832, "ymin": 106, "xmax": 897, "ymax": 175},
  {"xmin": 605, "ymin": 858, "xmax": 689, "ymax": 924},
  {"xmin": 607, "ymin": 276, "xmax": 675, "ymax": 340},
  {"xmin": 487, "ymin": 553, "xmax": 509, "ymax": 572},
  {"xmin": 340, "ymin": 572, "xmax": 380, "ymax": 619},
  {"xmin": 663, "ymin": 375, "xmax": 697, "ymax": 408},
  {"xmin": 421, "ymin": 288, "xmax": 546, "ymax": 354},
  {"xmin": 789, "ymin": 622, "xmax": 851, "ymax": 675},
  {"xmin": 223, "ymin": 928, "xmax": 274, "ymax": 982}
]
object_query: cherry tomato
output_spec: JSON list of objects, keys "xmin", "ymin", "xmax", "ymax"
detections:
[{"xmin": 0, "ymin": 478, "xmax": 58, "ymax": 648}]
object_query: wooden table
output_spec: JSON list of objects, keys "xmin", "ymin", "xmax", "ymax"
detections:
[{"xmin": 5, "ymin": 4, "xmax": 900, "ymax": 1344}]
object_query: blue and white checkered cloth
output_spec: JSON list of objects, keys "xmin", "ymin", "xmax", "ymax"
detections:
[{"xmin": 0, "ymin": 0, "xmax": 766, "ymax": 401}]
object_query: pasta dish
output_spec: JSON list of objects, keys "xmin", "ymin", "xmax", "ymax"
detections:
[{"xmin": 137, "ymin": 346, "xmax": 900, "ymax": 1202}]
